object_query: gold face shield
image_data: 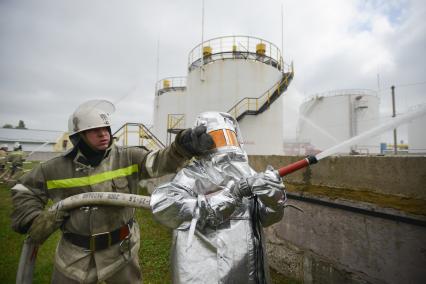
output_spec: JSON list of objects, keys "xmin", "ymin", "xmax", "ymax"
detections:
[{"xmin": 208, "ymin": 129, "xmax": 240, "ymax": 149}]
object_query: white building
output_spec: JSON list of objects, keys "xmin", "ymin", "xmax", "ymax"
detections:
[
  {"xmin": 0, "ymin": 128, "xmax": 68, "ymax": 152},
  {"xmin": 152, "ymin": 35, "xmax": 293, "ymax": 155}
]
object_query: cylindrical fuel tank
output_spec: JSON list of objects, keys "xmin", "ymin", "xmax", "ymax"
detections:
[
  {"xmin": 297, "ymin": 90, "xmax": 381, "ymax": 154},
  {"xmin": 408, "ymin": 104, "xmax": 426, "ymax": 154},
  {"xmin": 153, "ymin": 36, "xmax": 291, "ymax": 154},
  {"xmin": 152, "ymin": 77, "xmax": 187, "ymax": 144}
]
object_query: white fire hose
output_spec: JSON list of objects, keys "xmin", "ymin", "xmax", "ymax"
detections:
[{"xmin": 16, "ymin": 192, "xmax": 151, "ymax": 284}]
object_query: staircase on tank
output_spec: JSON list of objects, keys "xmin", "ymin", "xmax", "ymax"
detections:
[
  {"xmin": 227, "ymin": 64, "xmax": 294, "ymax": 121},
  {"xmin": 113, "ymin": 122, "xmax": 165, "ymax": 151}
]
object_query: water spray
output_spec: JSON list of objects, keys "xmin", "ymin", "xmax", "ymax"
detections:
[
  {"xmin": 276, "ymin": 103, "xmax": 426, "ymax": 176},
  {"xmin": 316, "ymin": 103, "xmax": 426, "ymax": 160}
]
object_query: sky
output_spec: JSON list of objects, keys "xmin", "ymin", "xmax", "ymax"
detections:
[{"xmin": 0, "ymin": 0, "xmax": 425, "ymax": 142}]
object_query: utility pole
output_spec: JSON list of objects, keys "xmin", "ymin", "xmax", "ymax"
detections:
[
  {"xmin": 200, "ymin": 0, "xmax": 205, "ymax": 81},
  {"xmin": 391, "ymin": 85, "xmax": 397, "ymax": 154},
  {"xmin": 281, "ymin": 3, "xmax": 284, "ymax": 60}
]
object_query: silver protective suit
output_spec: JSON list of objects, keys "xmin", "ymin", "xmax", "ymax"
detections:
[{"xmin": 150, "ymin": 112, "xmax": 286, "ymax": 284}]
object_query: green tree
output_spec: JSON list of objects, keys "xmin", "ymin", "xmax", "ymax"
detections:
[
  {"xmin": 2, "ymin": 124, "xmax": 13, "ymax": 128},
  {"xmin": 15, "ymin": 120, "xmax": 27, "ymax": 129}
]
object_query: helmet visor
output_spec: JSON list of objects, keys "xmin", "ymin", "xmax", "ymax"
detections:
[{"xmin": 209, "ymin": 129, "xmax": 240, "ymax": 149}]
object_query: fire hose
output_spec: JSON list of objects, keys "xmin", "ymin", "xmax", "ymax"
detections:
[
  {"xmin": 16, "ymin": 192, "xmax": 151, "ymax": 284},
  {"xmin": 16, "ymin": 156, "xmax": 318, "ymax": 284}
]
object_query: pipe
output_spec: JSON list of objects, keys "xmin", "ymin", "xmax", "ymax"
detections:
[{"xmin": 277, "ymin": 155, "xmax": 318, "ymax": 177}]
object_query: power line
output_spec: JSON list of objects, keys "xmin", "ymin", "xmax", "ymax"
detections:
[
  {"xmin": 396, "ymin": 81, "xmax": 426, "ymax": 88},
  {"xmin": 377, "ymin": 80, "xmax": 426, "ymax": 93}
]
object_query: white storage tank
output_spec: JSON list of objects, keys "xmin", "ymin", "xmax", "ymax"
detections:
[
  {"xmin": 297, "ymin": 90, "xmax": 381, "ymax": 154},
  {"xmin": 153, "ymin": 35, "xmax": 294, "ymax": 155},
  {"xmin": 408, "ymin": 104, "xmax": 426, "ymax": 154},
  {"xmin": 152, "ymin": 77, "xmax": 187, "ymax": 145}
]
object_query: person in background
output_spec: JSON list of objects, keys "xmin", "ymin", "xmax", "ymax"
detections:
[
  {"xmin": 150, "ymin": 111, "xmax": 286, "ymax": 284},
  {"xmin": 0, "ymin": 144, "xmax": 8, "ymax": 178},
  {"xmin": 4, "ymin": 142, "xmax": 26, "ymax": 185},
  {"xmin": 10, "ymin": 99, "xmax": 213, "ymax": 284}
]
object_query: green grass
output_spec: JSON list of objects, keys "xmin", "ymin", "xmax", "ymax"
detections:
[{"xmin": 0, "ymin": 165, "xmax": 297, "ymax": 283}]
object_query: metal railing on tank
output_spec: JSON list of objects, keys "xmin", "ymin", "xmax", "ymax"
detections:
[
  {"xmin": 227, "ymin": 62, "xmax": 294, "ymax": 120},
  {"xmin": 155, "ymin": 77, "xmax": 187, "ymax": 96},
  {"xmin": 113, "ymin": 123, "xmax": 165, "ymax": 151},
  {"xmin": 188, "ymin": 35, "xmax": 290, "ymax": 72},
  {"xmin": 302, "ymin": 89, "xmax": 379, "ymax": 103}
]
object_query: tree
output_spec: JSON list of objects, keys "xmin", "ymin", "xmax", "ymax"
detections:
[
  {"xmin": 2, "ymin": 124, "xmax": 13, "ymax": 128},
  {"xmin": 15, "ymin": 120, "xmax": 27, "ymax": 129}
]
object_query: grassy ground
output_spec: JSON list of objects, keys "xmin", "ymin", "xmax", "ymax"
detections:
[{"xmin": 0, "ymin": 163, "xmax": 297, "ymax": 283}]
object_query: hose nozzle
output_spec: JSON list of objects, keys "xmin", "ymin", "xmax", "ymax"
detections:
[{"xmin": 277, "ymin": 155, "xmax": 318, "ymax": 177}]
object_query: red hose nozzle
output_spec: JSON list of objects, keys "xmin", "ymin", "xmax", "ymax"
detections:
[{"xmin": 277, "ymin": 155, "xmax": 318, "ymax": 177}]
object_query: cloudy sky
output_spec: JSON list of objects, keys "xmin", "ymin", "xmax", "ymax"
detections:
[{"xmin": 0, "ymin": 0, "xmax": 425, "ymax": 141}]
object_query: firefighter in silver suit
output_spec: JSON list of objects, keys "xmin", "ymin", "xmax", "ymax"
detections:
[{"xmin": 150, "ymin": 111, "xmax": 286, "ymax": 284}]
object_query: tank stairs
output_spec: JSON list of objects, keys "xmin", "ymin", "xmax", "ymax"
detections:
[
  {"xmin": 164, "ymin": 67, "xmax": 294, "ymax": 144},
  {"xmin": 113, "ymin": 122, "xmax": 165, "ymax": 151},
  {"xmin": 227, "ymin": 64, "xmax": 294, "ymax": 121}
]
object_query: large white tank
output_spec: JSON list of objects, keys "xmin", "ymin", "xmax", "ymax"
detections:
[
  {"xmin": 152, "ymin": 77, "xmax": 187, "ymax": 144},
  {"xmin": 153, "ymin": 35, "xmax": 293, "ymax": 155},
  {"xmin": 408, "ymin": 104, "xmax": 426, "ymax": 154},
  {"xmin": 297, "ymin": 90, "xmax": 381, "ymax": 154}
]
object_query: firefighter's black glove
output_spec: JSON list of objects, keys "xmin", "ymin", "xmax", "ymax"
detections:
[
  {"xmin": 28, "ymin": 210, "xmax": 69, "ymax": 245},
  {"xmin": 179, "ymin": 125, "xmax": 214, "ymax": 156}
]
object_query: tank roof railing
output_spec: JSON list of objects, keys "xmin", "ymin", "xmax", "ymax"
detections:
[
  {"xmin": 303, "ymin": 89, "xmax": 379, "ymax": 103},
  {"xmin": 188, "ymin": 35, "xmax": 291, "ymax": 73},
  {"xmin": 155, "ymin": 76, "xmax": 187, "ymax": 96}
]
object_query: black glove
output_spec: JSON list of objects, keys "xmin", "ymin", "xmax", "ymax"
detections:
[{"xmin": 178, "ymin": 125, "xmax": 214, "ymax": 156}]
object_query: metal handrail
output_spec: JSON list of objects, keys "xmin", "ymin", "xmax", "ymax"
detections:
[
  {"xmin": 167, "ymin": 114, "xmax": 185, "ymax": 130},
  {"xmin": 112, "ymin": 122, "xmax": 164, "ymax": 150},
  {"xmin": 139, "ymin": 124, "xmax": 165, "ymax": 149},
  {"xmin": 303, "ymin": 89, "xmax": 379, "ymax": 103},
  {"xmin": 155, "ymin": 76, "xmax": 187, "ymax": 96},
  {"xmin": 227, "ymin": 67, "xmax": 294, "ymax": 120},
  {"xmin": 188, "ymin": 35, "xmax": 289, "ymax": 72}
]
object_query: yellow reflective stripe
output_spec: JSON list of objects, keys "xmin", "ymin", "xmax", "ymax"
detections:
[{"xmin": 46, "ymin": 164, "xmax": 138, "ymax": 190}]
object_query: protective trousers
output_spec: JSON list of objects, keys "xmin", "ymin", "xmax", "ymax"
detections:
[{"xmin": 51, "ymin": 255, "xmax": 141, "ymax": 284}]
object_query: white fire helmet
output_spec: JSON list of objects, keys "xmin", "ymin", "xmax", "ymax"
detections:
[
  {"xmin": 68, "ymin": 99, "xmax": 115, "ymax": 138},
  {"xmin": 194, "ymin": 111, "xmax": 245, "ymax": 154}
]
